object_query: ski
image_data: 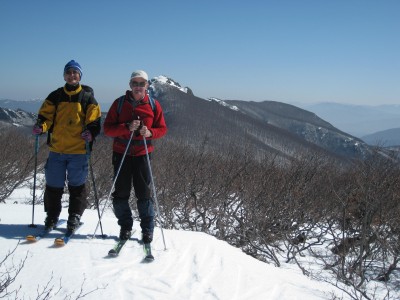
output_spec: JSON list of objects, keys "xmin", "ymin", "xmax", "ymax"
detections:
[
  {"xmin": 108, "ymin": 230, "xmax": 136, "ymax": 257},
  {"xmin": 108, "ymin": 239, "xmax": 129, "ymax": 257},
  {"xmin": 143, "ymin": 243, "xmax": 154, "ymax": 262},
  {"xmin": 54, "ymin": 222, "xmax": 83, "ymax": 246},
  {"xmin": 26, "ymin": 219, "xmax": 67, "ymax": 242}
]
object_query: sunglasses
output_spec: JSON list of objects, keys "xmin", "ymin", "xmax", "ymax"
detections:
[
  {"xmin": 131, "ymin": 81, "xmax": 147, "ymax": 87},
  {"xmin": 65, "ymin": 69, "xmax": 80, "ymax": 75}
]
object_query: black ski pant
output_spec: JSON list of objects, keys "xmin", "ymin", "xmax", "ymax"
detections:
[
  {"xmin": 44, "ymin": 184, "xmax": 88, "ymax": 220},
  {"xmin": 111, "ymin": 152, "xmax": 155, "ymax": 234}
]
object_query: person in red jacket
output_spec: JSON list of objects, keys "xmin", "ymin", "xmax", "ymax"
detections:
[{"xmin": 103, "ymin": 70, "xmax": 167, "ymax": 243}]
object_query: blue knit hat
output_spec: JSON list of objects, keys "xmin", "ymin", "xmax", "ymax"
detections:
[{"xmin": 64, "ymin": 60, "xmax": 83, "ymax": 78}]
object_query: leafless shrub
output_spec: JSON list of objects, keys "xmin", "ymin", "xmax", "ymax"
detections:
[
  {"xmin": 0, "ymin": 242, "xmax": 25, "ymax": 299},
  {"xmin": 0, "ymin": 126, "xmax": 48, "ymax": 203},
  {"xmin": 313, "ymin": 149, "xmax": 400, "ymax": 298},
  {"xmin": 85, "ymin": 136, "xmax": 114, "ymax": 209}
]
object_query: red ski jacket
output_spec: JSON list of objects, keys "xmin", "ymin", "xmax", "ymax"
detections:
[{"xmin": 103, "ymin": 91, "xmax": 167, "ymax": 156}]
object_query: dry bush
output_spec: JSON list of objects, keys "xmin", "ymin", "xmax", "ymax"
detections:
[
  {"xmin": 85, "ymin": 136, "xmax": 114, "ymax": 208},
  {"xmin": 0, "ymin": 126, "xmax": 48, "ymax": 203},
  {"xmin": 311, "ymin": 149, "xmax": 400, "ymax": 298}
]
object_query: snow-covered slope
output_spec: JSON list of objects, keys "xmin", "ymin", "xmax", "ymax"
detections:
[{"xmin": 0, "ymin": 187, "xmax": 338, "ymax": 300}]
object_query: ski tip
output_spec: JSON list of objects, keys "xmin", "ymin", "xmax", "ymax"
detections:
[
  {"xmin": 146, "ymin": 254, "xmax": 155, "ymax": 260},
  {"xmin": 26, "ymin": 235, "xmax": 37, "ymax": 242},
  {"xmin": 54, "ymin": 238, "xmax": 65, "ymax": 246},
  {"xmin": 108, "ymin": 250, "xmax": 118, "ymax": 257},
  {"xmin": 143, "ymin": 255, "xmax": 155, "ymax": 263}
]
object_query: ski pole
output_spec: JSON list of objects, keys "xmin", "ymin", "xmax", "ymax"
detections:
[
  {"xmin": 143, "ymin": 134, "xmax": 167, "ymax": 250},
  {"xmin": 29, "ymin": 134, "xmax": 39, "ymax": 228},
  {"xmin": 86, "ymin": 140, "xmax": 105, "ymax": 238},
  {"xmin": 91, "ymin": 130, "xmax": 135, "ymax": 238}
]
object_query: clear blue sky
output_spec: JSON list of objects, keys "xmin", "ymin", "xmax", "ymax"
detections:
[{"xmin": 0, "ymin": 0, "xmax": 399, "ymax": 106}]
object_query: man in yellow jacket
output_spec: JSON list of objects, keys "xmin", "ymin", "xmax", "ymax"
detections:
[{"xmin": 32, "ymin": 60, "xmax": 101, "ymax": 232}]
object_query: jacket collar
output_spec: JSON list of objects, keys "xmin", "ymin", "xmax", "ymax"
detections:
[{"xmin": 63, "ymin": 84, "xmax": 82, "ymax": 96}]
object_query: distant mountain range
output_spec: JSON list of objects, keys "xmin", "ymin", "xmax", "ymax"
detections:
[
  {"xmin": 295, "ymin": 102, "xmax": 400, "ymax": 140},
  {"xmin": 0, "ymin": 99, "xmax": 42, "ymax": 114},
  {"xmin": 0, "ymin": 77, "xmax": 397, "ymax": 161},
  {"xmin": 361, "ymin": 127, "xmax": 400, "ymax": 147}
]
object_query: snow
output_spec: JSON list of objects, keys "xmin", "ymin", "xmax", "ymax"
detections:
[
  {"xmin": 206, "ymin": 97, "xmax": 239, "ymax": 111},
  {"xmin": 152, "ymin": 76, "xmax": 188, "ymax": 94},
  {"xmin": 1, "ymin": 188, "xmax": 342, "ymax": 300}
]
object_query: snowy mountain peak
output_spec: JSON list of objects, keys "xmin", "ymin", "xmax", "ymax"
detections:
[{"xmin": 151, "ymin": 75, "xmax": 188, "ymax": 94}]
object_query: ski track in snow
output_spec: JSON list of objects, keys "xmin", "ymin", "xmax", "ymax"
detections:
[{"xmin": 0, "ymin": 203, "xmax": 336, "ymax": 300}]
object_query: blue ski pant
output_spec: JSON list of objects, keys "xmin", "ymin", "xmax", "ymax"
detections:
[{"xmin": 45, "ymin": 151, "xmax": 88, "ymax": 188}]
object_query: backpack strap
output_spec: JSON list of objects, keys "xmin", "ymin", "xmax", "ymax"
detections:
[
  {"xmin": 116, "ymin": 95, "xmax": 125, "ymax": 115},
  {"xmin": 148, "ymin": 95, "xmax": 156, "ymax": 112},
  {"xmin": 53, "ymin": 87, "xmax": 63, "ymax": 111},
  {"xmin": 47, "ymin": 87, "xmax": 63, "ymax": 145},
  {"xmin": 79, "ymin": 88, "xmax": 92, "ymax": 113},
  {"xmin": 147, "ymin": 89, "xmax": 156, "ymax": 113}
]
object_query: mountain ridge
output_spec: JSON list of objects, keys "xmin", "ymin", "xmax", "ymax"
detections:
[{"xmin": 0, "ymin": 77, "xmax": 375, "ymax": 162}]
